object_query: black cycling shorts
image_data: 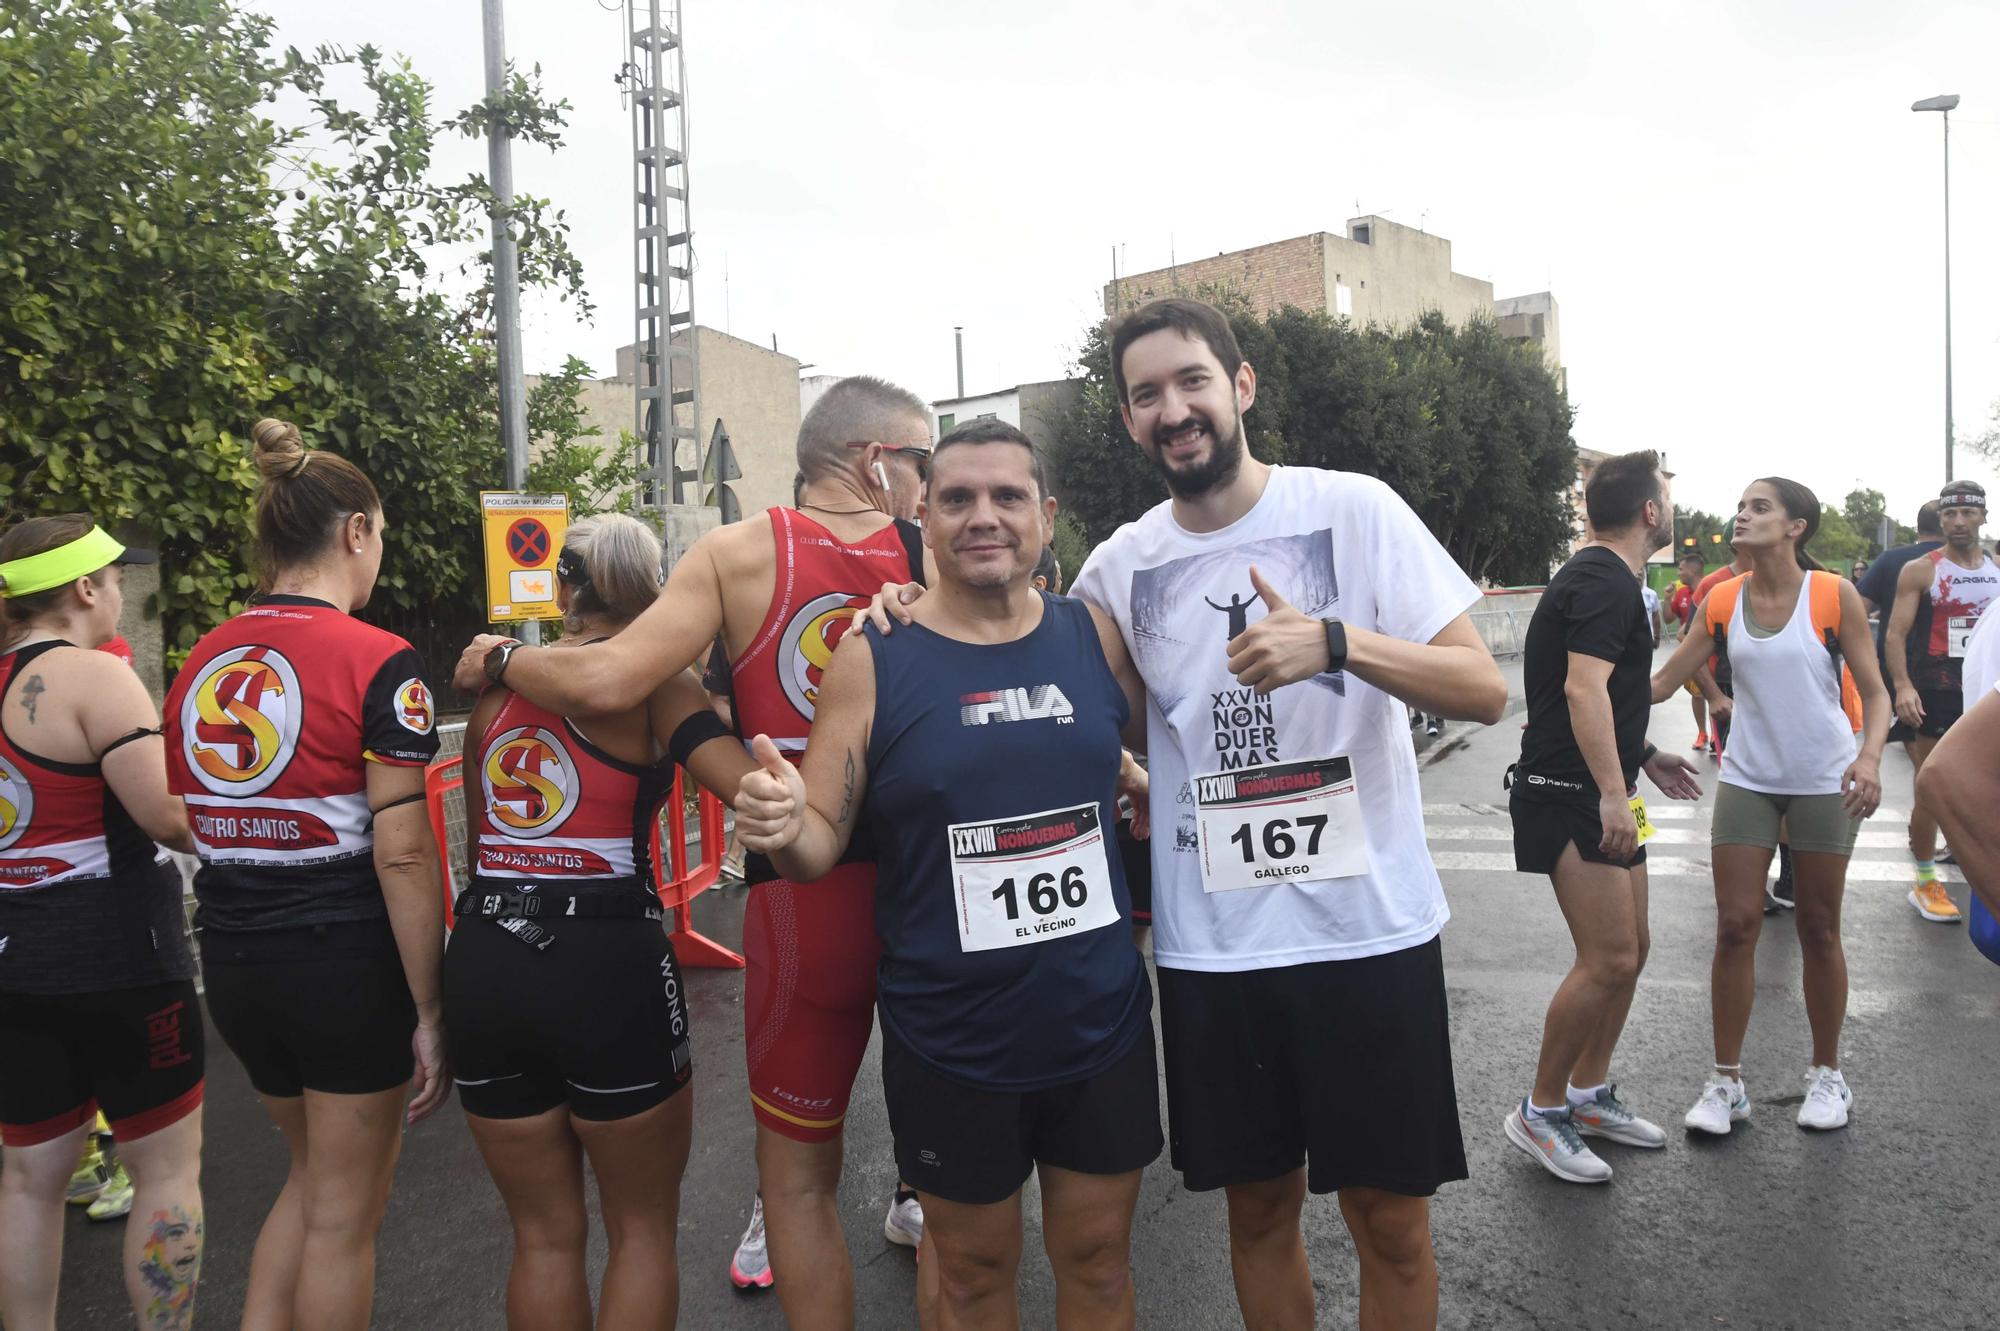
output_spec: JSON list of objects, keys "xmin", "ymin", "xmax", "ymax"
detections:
[
  {"xmin": 882, "ymin": 1018, "xmax": 1162, "ymax": 1207},
  {"xmin": 1157, "ymin": 938, "xmax": 1467, "ymax": 1197},
  {"xmin": 1510, "ymin": 792, "xmax": 1646, "ymax": 874},
  {"xmin": 1889, "ymin": 687, "xmax": 1963, "ymax": 743},
  {"xmin": 443, "ymin": 916, "xmax": 693, "ymax": 1121},
  {"xmin": 201, "ymin": 921, "xmax": 415, "ymax": 1099},
  {"xmin": 0, "ymin": 978, "xmax": 205, "ymax": 1146}
]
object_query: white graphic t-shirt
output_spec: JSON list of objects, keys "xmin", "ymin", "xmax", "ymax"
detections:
[{"xmin": 1073, "ymin": 466, "xmax": 1480, "ymax": 972}]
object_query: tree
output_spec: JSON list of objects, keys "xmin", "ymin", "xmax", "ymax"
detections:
[
  {"xmin": 1049, "ymin": 299, "xmax": 1577, "ymax": 585},
  {"xmin": 0, "ymin": 0, "xmax": 604, "ymax": 662}
]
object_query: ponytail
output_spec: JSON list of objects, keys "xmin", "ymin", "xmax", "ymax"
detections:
[{"xmin": 250, "ymin": 418, "xmax": 381, "ymax": 582}]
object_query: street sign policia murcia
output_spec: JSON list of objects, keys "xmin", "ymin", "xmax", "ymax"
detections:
[{"xmin": 481, "ymin": 491, "xmax": 570, "ymax": 623}]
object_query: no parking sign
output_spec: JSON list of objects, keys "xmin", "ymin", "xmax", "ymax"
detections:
[{"xmin": 481, "ymin": 491, "xmax": 569, "ymax": 622}]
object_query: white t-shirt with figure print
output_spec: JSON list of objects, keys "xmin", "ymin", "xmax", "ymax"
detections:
[{"xmin": 1072, "ymin": 465, "xmax": 1480, "ymax": 973}]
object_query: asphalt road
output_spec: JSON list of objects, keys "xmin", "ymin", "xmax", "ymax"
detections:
[{"xmin": 47, "ymin": 657, "xmax": 2000, "ymax": 1328}]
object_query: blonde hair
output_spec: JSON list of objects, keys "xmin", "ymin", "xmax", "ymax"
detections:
[
  {"xmin": 560, "ymin": 514, "xmax": 664, "ymax": 629},
  {"xmin": 250, "ymin": 418, "xmax": 381, "ymax": 578}
]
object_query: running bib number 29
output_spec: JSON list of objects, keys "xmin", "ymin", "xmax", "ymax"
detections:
[
  {"xmin": 1193, "ymin": 755, "xmax": 1370, "ymax": 893},
  {"xmin": 948, "ymin": 802, "xmax": 1121, "ymax": 952}
]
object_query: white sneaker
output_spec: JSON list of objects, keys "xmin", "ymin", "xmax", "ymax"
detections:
[
  {"xmin": 1502, "ymin": 1101, "xmax": 1613, "ymax": 1183},
  {"xmin": 1797, "ymin": 1066, "xmax": 1853, "ymax": 1131},
  {"xmin": 883, "ymin": 1187, "xmax": 923, "ymax": 1248},
  {"xmin": 729, "ymin": 1194, "xmax": 773, "ymax": 1290},
  {"xmin": 1683, "ymin": 1076, "xmax": 1752, "ymax": 1135},
  {"xmin": 1569, "ymin": 1084, "xmax": 1667, "ymax": 1149}
]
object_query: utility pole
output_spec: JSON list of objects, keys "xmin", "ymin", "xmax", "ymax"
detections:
[
  {"xmin": 1912, "ymin": 93, "xmax": 1960, "ymax": 482},
  {"xmin": 481, "ymin": 0, "xmax": 537, "ymax": 642},
  {"xmin": 954, "ymin": 326, "xmax": 965, "ymax": 400}
]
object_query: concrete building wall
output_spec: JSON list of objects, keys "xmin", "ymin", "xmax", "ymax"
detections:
[
  {"xmin": 1494, "ymin": 291, "xmax": 1563, "ymax": 372},
  {"xmin": 932, "ymin": 389, "xmax": 1021, "ymax": 434},
  {"xmin": 681, "ymin": 327, "xmax": 801, "ymax": 520},
  {"xmin": 1016, "ymin": 380, "xmax": 1082, "ymax": 454},
  {"xmin": 1105, "ymin": 234, "xmax": 1326, "ymax": 319}
]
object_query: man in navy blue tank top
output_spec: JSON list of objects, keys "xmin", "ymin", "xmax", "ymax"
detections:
[{"xmin": 733, "ymin": 419, "xmax": 1159, "ymax": 1330}]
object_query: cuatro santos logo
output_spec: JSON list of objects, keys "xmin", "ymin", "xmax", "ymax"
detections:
[
  {"xmin": 482, "ymin": 726, "xmax": 579, "ymax": 839},
  {"xmin": 183, "ymin": 646, "xmax": 304, "ymax": 797},
  {"xmin": 0, "ymin": 754, "xmax": 34, "ymax": 852},
  {"xmin": 395, "ymin": 678, "xmax": 435, "ymax": 735},
  {"xmin": 778, "ymin": 591, "xmax": 867, "ymax": 717}
]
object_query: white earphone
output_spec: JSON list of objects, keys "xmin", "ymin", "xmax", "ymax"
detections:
[{"xmin": 873, "ymin": 461, "xmax": 891, "ymax": 492}]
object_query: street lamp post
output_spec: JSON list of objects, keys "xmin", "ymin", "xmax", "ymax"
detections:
[{"xmin": 1912, "ymin": 93, "xmax": 1960, "ymax": 483}]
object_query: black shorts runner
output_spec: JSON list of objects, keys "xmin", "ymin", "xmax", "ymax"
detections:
[
  {"xmin": 1889, "ymin": 687, "xmax": 1962, "ymax": 743},
  {"xmin": 0, "ymin": 978, "xmax": 205, "ymax": 1146},
  {"xmin": 1511, "ymin": 791, "xmax": 1646, "ymax": 874},
  {"xmin": 201, "ymin": 920, "xmax": 415, "ymax": 1099},
  {"xmin": 1157, "ymin": 937, "xmax": 1467, "ymax": 1197},
  {"xmin": 881, "ymin": 1018, "xmax": 1163, "ymax": 1206},
  {"xmin": 444, "ymin": 916, "xmax": 693, "ymax": 1120}
]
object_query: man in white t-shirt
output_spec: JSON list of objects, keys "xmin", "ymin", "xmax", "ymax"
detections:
[{"xmin": 1071, "ymin": 299, "xmax": 1507, "ymax": 1329}]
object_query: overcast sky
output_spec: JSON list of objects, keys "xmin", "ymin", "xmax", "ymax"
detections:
[{"xmin": 257, "ymin": 0, "xmax": 2000, "ymax": 524}]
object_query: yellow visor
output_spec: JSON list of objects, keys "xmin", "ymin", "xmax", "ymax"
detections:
[{"xmin": 0, "ymin": 526, "xmax": 152, "ymax": 598}]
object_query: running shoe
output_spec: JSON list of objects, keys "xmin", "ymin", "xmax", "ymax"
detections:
[
  {"xmin": 1424, "ymin": 717, "xmax": 1443, "ymax": 738},
  {"xmin": 1502, "ymin": 1101, "xmax": 1612, "ymax": 1183},
  {"xmin": 65, "ymin": 1149, "xmax": 109, "ymax": 1206},
  {"xmin": 1937, "ymin": 846, "xmax": 1957, "ymax": 866},
  {"xmin": 85, "ymin": 1164, "xmax": 133, "ymax": 1222},
  {"xmin": 1569, "ymin": 1084, "xmax": 1667, "ymax": 1149},
  {"xmin": 1691, "ymin": 731, "xmax": 1708, "ymax": 751},
  {"xmin": 1909, "ymin": 880, "xmax": 1963, "ymax": 923},
  {"xmin": 1797, "ymin": 1066, "xmax": 1852, "ymax": 1131},
  {"xmin": 729, "ymin": 1195, "xmax": 774, "ymax": 1290},
  {"xmin": 883, "ymin": 1186, "xmax": 923, "ymax": 1248},
  {"xmin": 1683, "ymin": 1076, "xmax": 1752, "ymax": 1135}
]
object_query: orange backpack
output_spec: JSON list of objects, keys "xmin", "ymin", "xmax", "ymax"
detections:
[{"xmin": 1704, "ymin": 571, "xmax": 1863, "ymax": 730}]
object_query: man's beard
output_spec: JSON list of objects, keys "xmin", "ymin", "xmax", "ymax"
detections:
[{"xmin": 1151, "ymin": 410, "xmax": 1245, "ymax": 499}]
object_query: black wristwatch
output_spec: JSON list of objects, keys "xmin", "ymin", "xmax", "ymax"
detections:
[
  {"xmin": 483, "ymin": 638, "xmax": 524, "ymax": 686},
  {"xmin": 1320, "ymin": 617, "xmax": 1348, "ymax": 674}
]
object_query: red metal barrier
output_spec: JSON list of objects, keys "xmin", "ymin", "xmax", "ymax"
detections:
[{"xmin": 425, "ymin": 757, "xmax": 743, "ymax": 969}]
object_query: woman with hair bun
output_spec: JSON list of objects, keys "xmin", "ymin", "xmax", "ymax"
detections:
[
  {"xmin": 0, "ymin": 514, "xmax": 207, "ymax": 1331},
  {"xmin": 1651, "ymin": 477, "xmax": 1889, "ymax": 1138},
  {"xmin": 162, "ymin": 418, "xmax": 447, "ymax": 1331},
  {"xmin": 446, "ymin": 512, "xmax": 760, "ymax": 1329}
]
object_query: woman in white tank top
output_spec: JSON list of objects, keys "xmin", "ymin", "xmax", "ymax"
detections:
[{"xmin": 1651, "ymin": 478, "xmax": 1890, "ymax": 1136}]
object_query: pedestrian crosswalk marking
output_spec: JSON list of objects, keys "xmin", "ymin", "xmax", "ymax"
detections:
[{"xmin": 1425, "ymin": 850, "xmax": 1963, "ymax": 886}]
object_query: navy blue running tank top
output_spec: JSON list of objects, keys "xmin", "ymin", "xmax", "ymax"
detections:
[{"xmin": 863, "ymin": 593, "xmax": 1150, "ymax": 1092}]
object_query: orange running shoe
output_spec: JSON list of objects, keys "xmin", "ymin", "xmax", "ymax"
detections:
[{"xmin": 1908, "ymin": 880, "xmax": 1963, "ymax": 923}]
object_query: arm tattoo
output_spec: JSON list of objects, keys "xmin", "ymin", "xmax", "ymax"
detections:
[
  {"xmin": 19, "ymin": 674, "xmax": 44, "ymax": 724},
  {"xmin": 138, "ymin": 1205, "xmax": 203, "ymax": 1330},
  {"xmin": 836, "ymin": 747, "xmax": 857, "ymax": 826}
]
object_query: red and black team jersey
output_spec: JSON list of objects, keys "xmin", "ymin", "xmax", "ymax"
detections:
[
  {"xmin": 471, "ymin": 690, "xmax": 675, "ymax": 893},
  {"xmin": 728, "ymin": 508, "xmax": 924, "ymax": 758},
  {"xmin": 163, "ymin": 595, "xmax": 440, "ymax": 933},
  {"xmin": 0, "ymin": 641, "xmax": 194, "ymax": 994},
  {"xmin": 1913, "ymin": 549, "xmax": 2000, "ymax": 693}
]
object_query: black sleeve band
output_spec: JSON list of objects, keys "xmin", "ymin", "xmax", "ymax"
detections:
[
  {"xmin": 669, "ymin": 708, "xmax": 734, "ymax": 768},
  {"xmin": 370, "ymin": 790, "xmax": 428, "ymax": 816},
  {"xmin": 97, "ymin": 726, "xmax": 162, "ymax": 759},
  {"xmin": 895, "ymin": 519, "xmax": 928, "ymax": 588}
]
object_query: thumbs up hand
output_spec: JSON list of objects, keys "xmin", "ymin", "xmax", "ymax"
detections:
[
  {"xmin": 1225, "ymin": 565, "xmax": 1338, "ymax": 695},
  {"xmin": 735, "ymin": 734, "xmax": 806, "ymax": 853}
]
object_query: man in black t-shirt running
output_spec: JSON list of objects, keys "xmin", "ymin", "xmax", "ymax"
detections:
[{"xmin": 1504, "ymin": 451, "xmax": 1705, "ymax": 1185}]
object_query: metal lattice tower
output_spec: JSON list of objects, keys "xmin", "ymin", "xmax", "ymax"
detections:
[{"xmin": 624, "ymin": 0, "xmax": 698, "ymax": 507}]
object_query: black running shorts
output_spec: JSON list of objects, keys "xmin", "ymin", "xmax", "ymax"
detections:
[
  {"xmin": 0, "ymin": 978, "xmax": 205, "ymax": 1146},
  {"xmin": 444, "ymin": 916, "xmax": 693, "ymax": 1121},
  {"xmin": 882, "ymin": 1019, "xmax": 1163, "ymax": 1206},
  {"xmin": 1157, "ymin": 937, "xmax": 1467, "ymax": 1197},
  {"xmin": 1510, "ymin": 792, "xmax": 1646, "ymax": 874},
  {"xmin": 1889, "ymin": 687, "xmax": 1963, "ymax": 743},
  {"xmin": 201, "ymin": 920, "xmax": 415, "ymax": 1099}
]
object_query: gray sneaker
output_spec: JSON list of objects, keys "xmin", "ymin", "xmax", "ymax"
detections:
[
  {"xmin": 729, "ymin": 1194, "xmax": 773, "ymax": 1290},
  {"xmin": 1503, "ymin": 1100, "xmax": 1613, "ymax": 1183},
  {"xmin": 1569, "ymin": 1084, "xmax": 1667, "ymax": 1149}
]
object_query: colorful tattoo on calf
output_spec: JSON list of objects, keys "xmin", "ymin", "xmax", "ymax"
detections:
[{"xmin": 138, "ymin": 1207, "xmax": 202, "ymax": 1330}]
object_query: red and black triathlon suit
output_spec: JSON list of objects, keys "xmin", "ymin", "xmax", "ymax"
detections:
[
  {"xmin": 164, "ymin": 595, "xmax": 439, "ymax": 1098},
  {"xmin": 0, "ymin": 640, "xmax": 203, "ymax": 1146},
  {"xmin": 725, "ymin": 507, "xmax": 923, "ymax": 1141},
  {"xmin": 443, "ymin": 684, "xmax": 725, "ymax": 1120}
]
